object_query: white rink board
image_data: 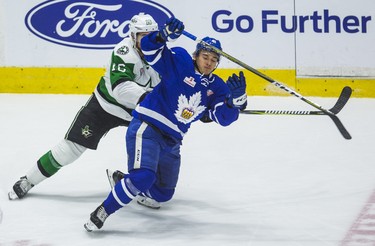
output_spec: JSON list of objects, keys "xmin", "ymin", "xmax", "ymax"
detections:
[{"xmin": 0, "ymin": 0, "xmax": 374, "ymax": 76}]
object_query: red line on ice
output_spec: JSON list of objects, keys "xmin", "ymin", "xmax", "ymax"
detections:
[{"xmin": 341, "ymin": 190, "xmax": 375, "ymax": 245}]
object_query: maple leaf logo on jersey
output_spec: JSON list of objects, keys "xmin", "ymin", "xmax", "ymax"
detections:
[{"xmin": 175, "ymin": 92, "xmax": 206, "ymax": 124}]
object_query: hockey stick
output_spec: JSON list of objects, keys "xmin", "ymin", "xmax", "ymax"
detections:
[
  {"xmin": 242, "ymin": 110, "xmax": 325, "ymax": 115},
  {"xmin": 182, "ymin": 30, "xmax": 352, "ymax": 139},
  {"xmin": 241, "ymin": 85, "xmax": 352, "ymax": 116}
]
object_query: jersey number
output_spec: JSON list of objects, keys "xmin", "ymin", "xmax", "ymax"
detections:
[{"xmin": 112, "ymin": 63, "xmax": 126, "ymax": 73}]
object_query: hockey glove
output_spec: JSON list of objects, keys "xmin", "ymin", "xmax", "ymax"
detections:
[
  {"xmin": 226, "ymin": 71, "xmax": 247, "ymax": 111},
  {"xmin": 160, "ymin": 17, "xmax": 184, "ymax": 42}
]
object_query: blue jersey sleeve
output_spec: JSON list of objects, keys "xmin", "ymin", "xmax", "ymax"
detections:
[
  {"xmin": 140, "ymin": 32, "xmax": 192, "ymax": 83},
  {"xmin": 140, "ymin": 32, "xmax": 168, "ymax": 75}
]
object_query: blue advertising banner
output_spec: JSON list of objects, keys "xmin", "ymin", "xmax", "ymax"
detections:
[{"xmin": 25, "ymin": 0, "xmax": 173, "ymax": 49}]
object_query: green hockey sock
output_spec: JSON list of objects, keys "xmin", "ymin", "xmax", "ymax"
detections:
[{"xmin": 37, "ymin": 151, "xmax": 62, "ymax": 177}]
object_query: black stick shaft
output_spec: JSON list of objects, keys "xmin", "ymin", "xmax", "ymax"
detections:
[
  {"xmin": 182, "ymin": 30, "xmax": 352, "ymax": 139},
  {"xmin": 182, "ymin": 30, "xmax": 332, "ymax": 115}
]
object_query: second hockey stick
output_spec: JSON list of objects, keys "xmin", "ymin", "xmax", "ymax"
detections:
[
  {"xmin": 182, "ymin": 30, "xmax": 352, "ymax": 139},
  {"xmin": 241, "ymin": 85, "xmax": 352, "ymax": 116}
]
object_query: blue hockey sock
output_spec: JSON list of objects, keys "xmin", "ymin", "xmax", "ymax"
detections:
[
  {"xmin": 103, "ymin": 178, "xmax": 137, "ymax": 214},
  {"xmin": 103, "ymin": 192, "xmax": 123, "ymax": 215},
  {"xmin": 102, "ymin": 169, "xmax": 157, "ymax": 214}
]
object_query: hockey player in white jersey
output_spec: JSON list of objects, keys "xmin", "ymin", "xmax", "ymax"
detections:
[
  {"xmin": 84, "ymin": 17, "xmax": 248, "ymax": 231},
  {"xmin": 8, "ymin": 13, "xmax": 161, "ymax": 209}
]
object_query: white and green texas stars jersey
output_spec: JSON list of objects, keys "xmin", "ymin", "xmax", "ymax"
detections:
[{"xmin": 94, "ymin": 37, "xmax": 161, "ymax": 121}]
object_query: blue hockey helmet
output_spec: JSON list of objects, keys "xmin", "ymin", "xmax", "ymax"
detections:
[{"xmin": 194, "ymin": 37, "xmax": 222, "ymax": 61}]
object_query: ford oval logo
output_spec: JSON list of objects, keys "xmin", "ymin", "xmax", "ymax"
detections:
[{"xmin": 25, "ymin": 0, "xmax": 173, "ymax": 49}]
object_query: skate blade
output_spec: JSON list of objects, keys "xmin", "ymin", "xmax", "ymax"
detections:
[
  {"xmin": 106, "ymin": 169, "xmax": 115, "ymax": 189},
  {"xmin": 137, "ymin": 196, "xmax": 161, "ymax": 209},
  {"xmin": 8, "ymin": 191, "xmax": 19, "ymax": 200},
  {"xmin": 84, "ymin": 220, "xmax": 98, "ymax": 232}
]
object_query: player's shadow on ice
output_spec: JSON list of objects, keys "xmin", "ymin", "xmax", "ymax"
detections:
[
  {"xmin": 22, "ymin": 192, "xmax": 108, "ymax": 203},
  {"xmin": 19, "ymin": 194, "xmax": 263, "ymax": 241},
  {"xmin": 84, "ymin": 198, "xmax": 260, "ymax": 242}
]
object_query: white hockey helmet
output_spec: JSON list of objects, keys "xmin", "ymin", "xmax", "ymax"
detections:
[{"xmin": 129, "ymin": 13, "xmax": 158, "ymax": 45}]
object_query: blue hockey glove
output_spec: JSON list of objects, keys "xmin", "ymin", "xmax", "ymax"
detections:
[
  {"xmin": 226, "ymin": 71, "xmax": 247, "ymax": 111},
  {"xmin": 160, "ymin": 17, "xmax": 184, "ymax": 42}
]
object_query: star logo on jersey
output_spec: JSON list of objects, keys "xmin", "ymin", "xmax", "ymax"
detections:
[
  {"xmin": 81, "ymin": 125, "xmax": 93, "ymax": 138},
  {"xmin": 116, "ymin": 45, "xmax": 129, "ymax": 55},
  {"xmin": 175, "ymin": 92, "xmax": 206, "ymax": 124}
]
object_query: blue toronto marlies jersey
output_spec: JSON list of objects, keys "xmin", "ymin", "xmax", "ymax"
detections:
[{"xmin": 133, "ymin": 32, "xmax": 239, "ymax": 140}]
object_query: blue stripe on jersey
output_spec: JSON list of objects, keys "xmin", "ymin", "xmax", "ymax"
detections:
[{"xmin": 142, "ymin": 47, "xmax": 164, "ymax": 66}]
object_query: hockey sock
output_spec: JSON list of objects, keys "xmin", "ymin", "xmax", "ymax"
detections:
[
  {"xmin": 103, "ymin": 177, "xmax": 137, "ymax": 214},
  {"xmin": 103, "ymin": 169, "xmax": 156, "ymax": 214},
  {"xmin": 37, "ymin": 150, "xmax": 62, "ymax": 177},
  {"xmin": 26, "ymin": 164, "xmax": 48, "ymax": 186},
  {"xmin": 36, "ymin": 140, "xmax": 86, "ymax": 178}
]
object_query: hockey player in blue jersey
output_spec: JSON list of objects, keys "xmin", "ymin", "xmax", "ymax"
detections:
[{"xmin": 84, "ymin": 17, "xmax": 248, "ymax": 231}]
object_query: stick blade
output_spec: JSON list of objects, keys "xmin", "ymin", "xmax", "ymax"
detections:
[
  {"xmin": 329, "ymin": 115, "xmax": 352, "ymax": 140},
  {"xmin": 329, "ymin": 86, "xmax": 352, "ymax": 114}
]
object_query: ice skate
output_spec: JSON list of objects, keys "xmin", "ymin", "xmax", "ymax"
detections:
[
  {"xmin": 137, "ymin": 194, "xmax": 161, "ymax": 209},
  {"xmin": 106, "ymin": 169, "xmax": 125, "ymax": 189},
  {"xmin": 84, "ymin": 204, "xmax": 109, "ymax": 232},
  {"xmin": 8, "ymin": 176, "xmax": 34, "ymax": 200}
]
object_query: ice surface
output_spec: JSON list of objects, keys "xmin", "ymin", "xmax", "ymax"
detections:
[{"xmin": 1, "ymin": 94, "xmax": 375, "ymax": 246}]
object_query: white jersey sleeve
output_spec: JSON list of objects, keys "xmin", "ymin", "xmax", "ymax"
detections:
[{"xmin": 112, "ymin": 81, "xmax": 147, "ymax": 109}]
